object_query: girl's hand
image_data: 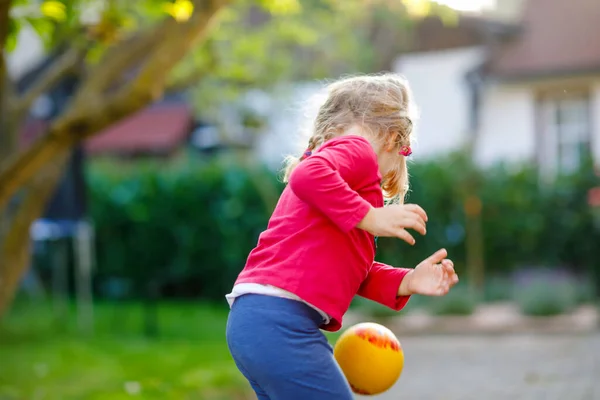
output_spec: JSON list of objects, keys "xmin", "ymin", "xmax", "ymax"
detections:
[
  {"xmin": 357, "ymin": 204, "xmax": 428, "ymax": 245},
  {"xmin": 398, "ymin": 249, "xmax": 459, "ymax": 296}
]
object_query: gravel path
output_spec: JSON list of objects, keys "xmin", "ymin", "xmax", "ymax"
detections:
[{"xmin": 360, "ymin": 333, "xmax": 600, "ymax": 400}]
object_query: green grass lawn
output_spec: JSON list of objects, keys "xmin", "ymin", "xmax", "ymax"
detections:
[{"xmin": 0, "ymin": 301, "xmax": 259, "ymax": 400}]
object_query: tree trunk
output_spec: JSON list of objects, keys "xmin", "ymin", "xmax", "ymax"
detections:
[
  {"xmin": 0, "ymin": 0, "xmax": 230, "ymax": 318},
  {"xmin": 0, "ymin": 55, "xmax": 18, "ymax": 163},
  {"xmin": 0, "ymin": 150, "xmax": 69, "ymax": 317},
  {"xmin": 462, "ymin": 120, "xmax": 485, "ymax": 296},
  {"xmin": 0, "ymin": 74, "xmax": 17, "ymax": 161},
  {"xmin": 464, "ymin": 195, "xmax": 484, "ymax": 295},
  {"xmin": 0, "ymin": 1, "xmax": 16, "ymax": 161}
]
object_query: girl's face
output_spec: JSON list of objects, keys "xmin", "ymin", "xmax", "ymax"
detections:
[
  {"xmin": 343, "ymin": 125, "xmax": 401, "ymax": 178},
  {"xmin": 376, "ymin": 146, "xmax": 399, "ymax": 177},
  {"xmin": 371, "ymin": 131, "xmax": 403, "ymax": 178}
]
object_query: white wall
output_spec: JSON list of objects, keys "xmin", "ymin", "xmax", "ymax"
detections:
[
  {"xmin": 475, "ymin": 84, "xmax": 537, "ymax": 167},
  {"xmin": 393, "ymin": 46, "xmax": 486, "ymax": 161},
  {"xmin": 482, "ymin": 0, "xmax": 525, "ymax": 22},
  {"xmin": 253, "ymin": 82, "xmax": 326, "ymax": 170}
]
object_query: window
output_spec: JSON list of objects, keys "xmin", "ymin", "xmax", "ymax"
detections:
[{"xmin": 538, "ymin": 93, "xmax": 591, "ymax": 178}]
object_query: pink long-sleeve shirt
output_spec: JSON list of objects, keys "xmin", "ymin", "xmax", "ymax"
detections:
[{"xmin": 233, "ymin": 135, "xmax": 411, "ymax": 332}]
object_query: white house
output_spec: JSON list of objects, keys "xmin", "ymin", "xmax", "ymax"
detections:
[
  {"xmin": 394, "ymin": 0, "xmax": 600, "ymax": 178},
  {"xmin": 6, "ymin": 26, "xmax": 45, "ymax": 80},
  {"xmin": 251, "ymin": 82, "xmax": 328, "ymax": 169}
]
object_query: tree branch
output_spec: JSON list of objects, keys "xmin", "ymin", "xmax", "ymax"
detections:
[
  {"xmin": 0, "ymin": 1, "xmax": 17, "ymax": 161},
  {"xmin": 0, "ymin": 0, "xmax": 13, "ymax": 109},
  {"xmin": 0, "ymin": 149, "xmax": 69, "ymax": 317},
  {"xmin": 69, "ymin": 0, "xmax": 231, "ymax": 135},
  {"xmin": 0, "ymin": 77, "xmax": 18, "ymax": 162},
  {"xmin": 82, "ymin": 20, "xmax": 174, "ymax": 95},
  {"xmin": 0, "ymin": 0, "xmax": 11, "ymax": 51},
  {"xmin": 165, "ymin": 37, "xmax": 217, "ymax": 95},
  {"xmin": 12, "ymin": 47, "xmax": 86, "ymax": 121},
  {"xmin": 0, "ymin": 132, "xmax": 64, "ymax": 210},
  {"xmin": 165, "ymin": 65, "xmax": 210, "ymax": 94},
  {"xmin": 0, "ymin": 0, "xmax": 231, "ymax": 209}
]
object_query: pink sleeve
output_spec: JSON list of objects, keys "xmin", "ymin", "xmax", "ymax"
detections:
[
  {"xmin": 288, "ymin": 136, "xmax": 378, "ymax": 232},
  {"xmin": 357, "ymin": 262, "xmax": 412, "ymax": 311}
]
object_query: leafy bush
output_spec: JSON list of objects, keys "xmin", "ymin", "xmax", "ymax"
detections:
[
  {"xmin": 85, "ymin": 151, "xmax": 600, "ymax": 302},
  {"xmin": 88, "ymin": 154, "xmax": 283, "ymax": 301},
  {"xmin": 350, "ymin": 297, "xmax": 400, "ymax": 319},
  {"xmin": 376, "ymin": 154, "xmax": 599, "ymax": 281},
  {"xmin": 513, "ymin": 272, "xmax": 579, "ymax": 316},
  {"xmin": 483, "ymin": 276, "xmax": 513, "ymax": 303},
  {"xmin": 574, "ymin": 280, "xmax": 596, "ymax": 305}
]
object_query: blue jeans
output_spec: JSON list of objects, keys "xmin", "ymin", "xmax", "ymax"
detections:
[{"xmin": 226, "ymin": 294, "xmax": 354, "ymax": 400}]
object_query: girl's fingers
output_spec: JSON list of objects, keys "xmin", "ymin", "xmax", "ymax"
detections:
[
  {"xmin": 395, "ymin": 229, "xmax": 416, "ymax": 245},
  {"xmin": 425, "ymin": 249, "xmax": 448, "ymax": 265},
  {"xmin": 441, "ymin": 259, "xmax": 454, "ymax": 271},
  {"xmin": 397, "ymin": 216, "xmax": 426, "ymax": 235},
  {"xmin": 442, "ymin": 260, "xmax": 458, "ymax": 286},
  {"xmin": 403, "ymin": 204, "xmax": 428, "ymax": 222}
]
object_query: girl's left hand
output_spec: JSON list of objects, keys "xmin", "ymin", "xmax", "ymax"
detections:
[{"xmin": 398, "ymin": 249, "xmax": 459, "ymax": 296}]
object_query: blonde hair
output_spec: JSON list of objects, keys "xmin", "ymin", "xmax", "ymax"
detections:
[{"xmin": 283, "ymin": 74, "xmax": 416, "ymax": 203}]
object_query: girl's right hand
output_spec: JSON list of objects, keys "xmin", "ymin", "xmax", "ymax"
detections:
[{"xmin": 357, "ymin": 204, "xmax": 427, "ymax": 245}]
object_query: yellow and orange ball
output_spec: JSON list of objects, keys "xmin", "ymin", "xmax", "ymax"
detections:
[{"xmin": 333, "ymin": 322, "xmax": 404, "ymax": 396}]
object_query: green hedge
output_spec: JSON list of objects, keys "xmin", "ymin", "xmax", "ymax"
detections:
[
  {"xmin": 88, "ymin": 154, "xmax": 284, "ymax": 300},
  {"xmin": 87, "ymin": 152, "xmax": 600, "ymax": 302},
  {"xmin": 375, "ymin": 154, "xmax": 600, "ymax": 280}
]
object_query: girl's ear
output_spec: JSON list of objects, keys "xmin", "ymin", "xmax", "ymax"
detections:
[{"xmin": 385, "ymin": 132, "xmax": 398, "ymax": 152}]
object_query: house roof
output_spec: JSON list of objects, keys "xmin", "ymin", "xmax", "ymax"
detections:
[
  {"xmin": 20, "ymin": 119, "xmax": 49, "ymax": 148},
  {"xmin": 18, "ymin": 103, "xmax": 193, "ymax": 157},
  {"xmin": 85, "ymin": 103, "xmax": 193, "ymax": 156},
  {"xmin": 487, "ymin": 0, "xmax": 600, "ymax": 78},
  {"xmin": 405, "ymin": 15, "xmax": 518, "ymax": 54}
]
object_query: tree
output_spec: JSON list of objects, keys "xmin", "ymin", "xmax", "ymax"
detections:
[
  {"xmin": 0, "ymin": 0, "xmax": 238, "ymax": 317},
  {"xmin": 0, "ymin": 0, "xmax": 448, "ymax": 318}
]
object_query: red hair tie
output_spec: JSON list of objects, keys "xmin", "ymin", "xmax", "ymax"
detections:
[
  {"xmin": 300, "ymin": 149, "xmax": 312, "ymax": 161},
  {"xmin": 399, "ymin": 145, "xmax": 412, "ymax": 157}
]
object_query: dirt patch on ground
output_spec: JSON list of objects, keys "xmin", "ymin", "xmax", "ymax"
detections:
[{"xmin": 346, "ymin": 303, "xmax": 599, "ymax": 336}]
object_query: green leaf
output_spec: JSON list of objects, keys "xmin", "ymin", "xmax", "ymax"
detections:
[
  {"xmin": 23, "ymin": 17, "xmax": 56, "ymax": 48},
  {"xmin": 5, "ymin": 18, "xmax": 21, "ymax": 53},
  {"xmin": 40, "ymin": 0, "xmax": 67, "ymax": 22},
  {"xmin": 162, "ymin": 0, "xmax": 194, "ymax": 22},
  {"xmin": 259, "ymin": 0, "xmax": 302, "ymax": 15}
]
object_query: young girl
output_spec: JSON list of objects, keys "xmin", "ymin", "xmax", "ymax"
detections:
[{"xmin": 225, "ymin": 74, "xmax": 459, "ymax": 400}]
